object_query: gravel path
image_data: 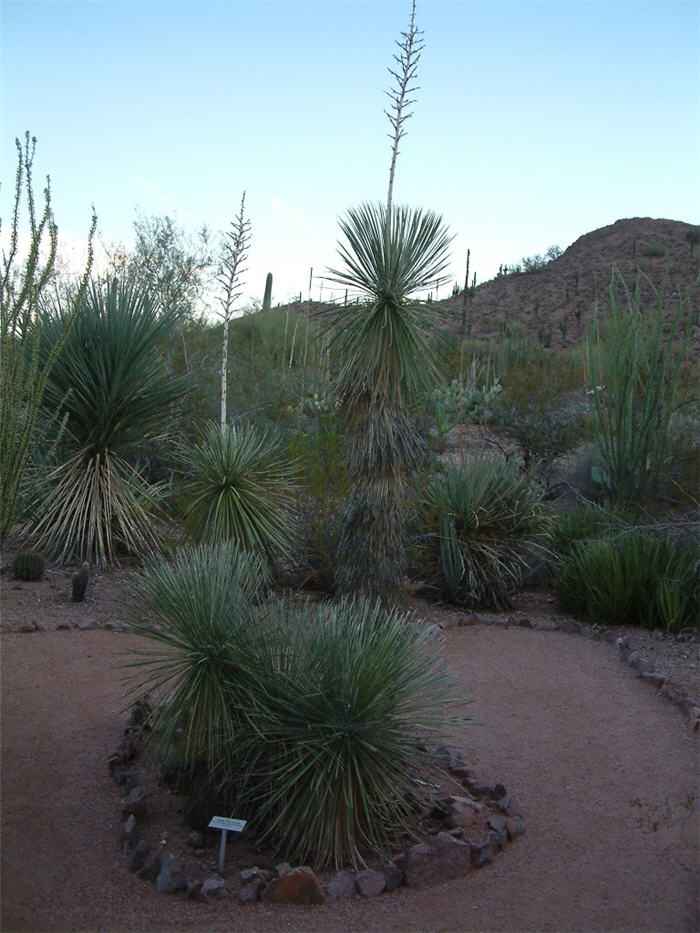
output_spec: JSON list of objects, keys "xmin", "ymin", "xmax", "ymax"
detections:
[{"xmin": 1, "ymin": 625, "xmax": 698, "ymax": 932}]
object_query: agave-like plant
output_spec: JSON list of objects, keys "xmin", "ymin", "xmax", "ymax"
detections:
[
  {"xmin": 240, "ymin": 596, "xmax": 465, "ymax": 870},
  {"xmin": 176, "ymin": 419, "xmax": 298, "ymax": 560},
  {"xmin": 26, "ymin": 278, "xmax": 187, "ymax": 565},
  {"xmin": 326, "ymin": 201, "xmax": 453, "ymax": 602},
  {"xmin": 125, "ymin": 542, "xmax": 268, "ymax": 773},
  {"xmin": 422, "ymin": 454, "xmax": 551, "ymax": 609}
]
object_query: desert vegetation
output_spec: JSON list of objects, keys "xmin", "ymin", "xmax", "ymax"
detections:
[{"xmin": 2, "ymin": 0, "xmax": 697, "ymax": 879}]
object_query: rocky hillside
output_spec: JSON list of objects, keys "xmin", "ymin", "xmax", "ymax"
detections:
[{"xmin": 436, "ymin": 217, "xmax": 699, "ymax": 349}]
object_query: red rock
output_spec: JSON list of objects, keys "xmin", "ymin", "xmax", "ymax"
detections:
[{"xmin": 262, "ymin": 867, "xmax": 325, "ymax": 905}]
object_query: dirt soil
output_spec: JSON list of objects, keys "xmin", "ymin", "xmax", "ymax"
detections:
[{"xmin": 1, "ymin": 565, "xmax": 699, "ymax": 932}]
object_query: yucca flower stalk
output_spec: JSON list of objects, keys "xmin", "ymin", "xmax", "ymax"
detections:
[{"xmin": 326, "ymin": 201, "xmax": 453, "ymax": 602}]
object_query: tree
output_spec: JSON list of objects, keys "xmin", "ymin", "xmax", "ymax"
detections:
[
  {"xmin": 107, "ymin": 213, "xmax": 212, "ymax": 319},
  {"xmin": 0, "ymin": 132, "xmax": 95, "ymax": 544}
]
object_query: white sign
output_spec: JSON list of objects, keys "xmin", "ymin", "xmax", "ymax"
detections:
[{"xmin": 209, "ymin": 816, "xmax": 247, "ymax": 832}]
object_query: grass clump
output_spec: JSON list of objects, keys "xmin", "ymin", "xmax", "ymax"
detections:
[
  {"xmin": 421, "ymin": 454, "xmax": 550, "ymax": 609},
  {"xmin": 126, "ymin": 542, "xmax": 465, "ymax": 870},
  {"xmin": 555, "ymin": 530, "xmax": 698, "ymax": 633}
]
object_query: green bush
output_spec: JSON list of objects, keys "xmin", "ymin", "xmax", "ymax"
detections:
[
  {"xmin": 555, "ymin": 531, "xmax": 698, "ymax": 633},
  {"xmin": 421, "ymin": 454, "xmax": 551, "ymax": 609},
  {"xmin": 126, "ymin": 543, "xmax": 465, "ymax": 870}
]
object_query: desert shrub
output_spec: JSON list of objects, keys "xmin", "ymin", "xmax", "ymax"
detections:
[
  {"xmin": 494, "ymin": 350, "xmax": 589, "ymax": 485},
  {"xmin": 176, "ymin": 420, "xmax": 298, "ymax": 561},
  {"xmin": 421, "ymin": 454, "xmax": 551, "ymax": 609},
  {"xmin": 125, "ymin": 543, "xmax": 268, "ymax": 808},
  {"xmin": 420, "ymin": 357, "xmax": 502, "ymax": 449},
  {"xmin": 588, "ymin": 272, "xmax": 690, "ymax": 504},
  {"xmin": 286, "ymin": 403, "xmax": 349, "ymax": 589},
  {"xmin": 550, "ymin": 502, "xmax": 630, "ymax": 556},
  {"xmin": 126, "ymin": 543, "xmax": 465, "ymax": 870},
  {"xmin": 239, "ymin": 597, "xmax": 464, "ymax": 869},
  {"xmin": 555, "ymin": 531, "xmax": 698, "ymax": 633},
  {"xmin": 12, "ymin": 550, "xmax": 45, "ymax": 580},
  {"xmin": 26, "ymin": 279, "xmax": 187, "ymax": 565}
]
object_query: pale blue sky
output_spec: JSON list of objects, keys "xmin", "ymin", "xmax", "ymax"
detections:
[{"xmin": 2, "ymin": 0, "xmax": 698, "ymax": 307}]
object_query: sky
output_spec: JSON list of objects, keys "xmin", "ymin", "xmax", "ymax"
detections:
[{"xmin": 1, "ymin": 0, "xmax": 698, "ymax": 310}]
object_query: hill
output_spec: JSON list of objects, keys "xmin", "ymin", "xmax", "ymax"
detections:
[{"xmin": 437, "ymin": 217, "xmax": 699, "ymax": 348}]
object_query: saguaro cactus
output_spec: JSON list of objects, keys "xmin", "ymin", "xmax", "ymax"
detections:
[{"xmin": 262, "ymin": 272, "xmax": 273, "ymax": 312}]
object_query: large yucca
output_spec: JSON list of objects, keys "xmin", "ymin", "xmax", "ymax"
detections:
[
  {"xmin": 326, "ymin": 201, "xmax": 453, "ymax": 602},
  {"xmin": 26, "ymin": 279, "xmax": 186, "ymax": 565}
]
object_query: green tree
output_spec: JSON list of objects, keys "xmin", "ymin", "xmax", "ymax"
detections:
[{"xmin": 0, "ymin": 133, "xmax": 95, "ymax": 544}]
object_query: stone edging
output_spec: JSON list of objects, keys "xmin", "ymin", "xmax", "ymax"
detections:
[
  {"xmin": 431, "ymin": 610, "xmax": 700, "ymax": 731},
  {"xmin": 108, "ymin": 706, "xmax": 525, "ymax": 905}
]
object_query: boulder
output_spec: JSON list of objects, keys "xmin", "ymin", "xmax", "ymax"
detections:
[
  {"xmin": 356, "ymin": 868, "xmax": 386, "ymax": 898},
  {"xmin": 127, "ymin": 840, "xmax": 151, "ymax": 874},
  {"xmin": 383, "ymin": 862, "xmax": 404, "ymax": 892},
  {"xmin": 396, "ymin": 833, "xmax": 472, "ymax": 888},
  {"xmin": 121, "ymin": 787, "xmax": 147, "ymax": 819},
  {"xmin": 326, "ymin": 870, "xmax": 358, "ymax": 899},
  {"xmin": 262, "ymin": 867, "xmax": 326, "ymax": 905},
  {"xmin": 156, "ymin": 854, "xmax": 186, "ymax": 894},
  {"xmin": 237, "ymin": 878, "xmax": 265, "ymax": 904}
]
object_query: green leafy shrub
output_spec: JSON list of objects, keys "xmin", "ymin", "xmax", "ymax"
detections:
[
  {"xmin": 27, "ymin": 279, "xmax": 187, "ymax": 566},
  {"xmin": 12, "ymin": 550, "xmax": 45, "ymax": 580},
  {"xmin": 176, "ymin": 420, "xmax": 298, "ymax": 561},
  {"xmin": 555, "ymin": 531, "xmax": 698, "ymax": 633},
  {"xmin": 126, "ymin": 543, "xmax": 465, "ymax": 870},
  {"xmin": 421, "ymin": 454, "xmax": 551, "ymax": 609}
]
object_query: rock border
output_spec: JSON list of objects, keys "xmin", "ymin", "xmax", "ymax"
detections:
[
  {"xmin": 108, "ymin": 705, "xmax": 525, "ymax": 906},
  {"xmin": 433, "ymin": 609, "xmax": 700, "ymax": 731}
]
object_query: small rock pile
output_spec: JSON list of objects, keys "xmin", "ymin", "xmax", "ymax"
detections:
[{"xmin": 108, "ymin": 706, "xmax": 526, "ymax": 906}]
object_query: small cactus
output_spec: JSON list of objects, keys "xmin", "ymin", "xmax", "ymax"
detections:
[
  {"xmin": 71, "ymin": 561, "xmax": 90, "ymax": 602},
  {"xmin": 12, "ymin": 551, "xmax": 45, "ymax": 581}
]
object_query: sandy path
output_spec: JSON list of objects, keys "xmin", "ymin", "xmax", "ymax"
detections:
[{"xmin": 1, "ymin": 626, "xmax": 698, "ymax": 933}]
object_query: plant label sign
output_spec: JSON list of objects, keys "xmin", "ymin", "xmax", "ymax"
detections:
[
  {"xmin": 209, "ymin": 816, "xmax": 247, "ymax": 833},
  {"xmin": 208, "ymin": 816, "xmax": 247, "ymax": 873}
]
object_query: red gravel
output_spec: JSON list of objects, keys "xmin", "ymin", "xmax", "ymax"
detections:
[{"xmin": 1, "ymin": 624, "xmax": 698, "ymax": 932}]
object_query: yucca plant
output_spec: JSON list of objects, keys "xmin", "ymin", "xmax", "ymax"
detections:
[
  {"xmin": 176, "ymin": 419, "xmax": 298, "ymax": 561},
  {"xmin": 125, "ymin": 543, "xmax": 267, "ymax": 766},
  {"xmin": 326, "ymin": 201, "xmax": 453, "ymax": 602},
  {"xmin": 551, "ymin": 501, "xmax": 631, "ymax": 557},
  {"xmin": 555, "ymin": 531, "xmax": 698, "ymax": 633},
  {"xmin": 238, "ymin": 596, "xmax": 464, "ymax": 870},
  {"xmin": 25, "ymin": 278, "xmax": 187, "ymax": 566},
  {"xmin": 125, "ymin": 549, "xmax": 466, "ymax": 870},
  {"xmin": 421, "ymin": 454, "xmax": 550, "ymax": 609}
]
